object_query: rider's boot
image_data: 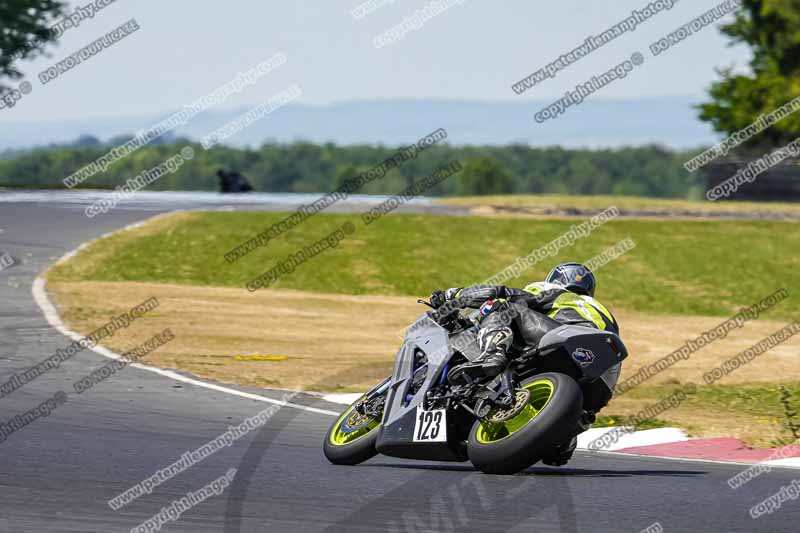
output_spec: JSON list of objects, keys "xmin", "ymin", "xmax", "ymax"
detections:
[
  {"xmin": 448, "ymin": 349, "xmax": 509, "ymax": 384},
  {"xmin": 542, "ymin": 411, "xmax": 596, "ymax": 467},
  {"xmin": 542, "ymin": 436, "xmax": 578, "ymax": 467},
  {"xmin": 448, "ymin": 327, "xmax": 512, "ymax": 384}
]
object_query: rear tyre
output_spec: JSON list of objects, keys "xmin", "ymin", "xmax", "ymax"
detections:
[
  {"xmin": 467, "ymin": 372, "xmax": 583, "ymax": 475},
  {"xmin": 323, "ymin": 396, "xmax": 382, "ymax": 466}
]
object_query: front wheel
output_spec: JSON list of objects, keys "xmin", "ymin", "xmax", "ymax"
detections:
[
  {"xmin": 467, "ymin": 372, "xmax": 583, "ymax": 475},
  {"xmin": 323, "ymin": 393, "xmax": 385, "ymax": 466}
]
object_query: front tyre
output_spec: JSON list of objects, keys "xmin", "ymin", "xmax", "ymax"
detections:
[
  {"xmin": 323, "ymin": 396, "xmax": 383, "ymax": 466},
  {"xmin": 467, "ymin": 372, "xmax": 583, "ymax": 475}
]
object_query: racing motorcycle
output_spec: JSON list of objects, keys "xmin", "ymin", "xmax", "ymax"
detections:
[{"xmin": 323, "ymin": 299, "xmax": 628, "ymax": 475}]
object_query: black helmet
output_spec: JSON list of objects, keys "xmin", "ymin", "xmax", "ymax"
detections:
[{"xmin": 546, "ymin": 262, "xmax": 596, "ymax": 297}]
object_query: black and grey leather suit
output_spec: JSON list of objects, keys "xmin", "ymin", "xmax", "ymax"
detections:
[{"xmin": 445, "ymin": 282, "xmax": 621, "ymax": 412}]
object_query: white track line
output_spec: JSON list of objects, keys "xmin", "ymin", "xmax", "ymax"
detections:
[{"xmin": 31, "ymin": 217, "xmax": 338, "ymax": 417}]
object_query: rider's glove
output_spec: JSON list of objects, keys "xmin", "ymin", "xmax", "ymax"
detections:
[
  {"xmin": 431, "ymin": 288, "xmax": 461, "ymax": 309},
  {"xmin": 430, "ymin": 290, "xmax": 447, "ymax": 309},
  {"xmin": 430, "ymin": 288, "xmax": 462, "ymax": 309}
]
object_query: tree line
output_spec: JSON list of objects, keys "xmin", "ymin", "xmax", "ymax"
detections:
[{"xmin": 0, "ymin": 137, "xmax": 706, "ymax": 198}]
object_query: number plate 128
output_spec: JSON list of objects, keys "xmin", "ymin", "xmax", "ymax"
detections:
[{"xmin": 413, "ymin": 408, "xmax": 447, "ymax": 442}]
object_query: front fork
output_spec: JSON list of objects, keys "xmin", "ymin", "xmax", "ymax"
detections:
[
  {"xmin": 364, "ymin": 376, "xmax": 391, "ymax": 401},
  {"xmin": 355, "ymin": 377, "xmax": 392, "ymax": 417}
]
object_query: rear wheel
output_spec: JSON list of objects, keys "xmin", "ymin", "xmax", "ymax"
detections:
[
  {"xmin": 323, "ymin": 394, "xmax": 384, "ymax": 465},
  {"xmin": 467, "ymin": 372, "xmax": 582, "ymax": 475}
]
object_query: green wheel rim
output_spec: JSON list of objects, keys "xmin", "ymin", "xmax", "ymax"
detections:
[
  {"xmin": 475, "ymin": 379, "xmax": 555, "ymax": 444},
  {"xmin": 329, "ymin": 397, "xmax": 381, "ymax": 446}
]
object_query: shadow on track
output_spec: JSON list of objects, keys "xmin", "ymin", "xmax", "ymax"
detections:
[
  {"xmin": 365, "ymin": 462, "xmax": 707, "ymax": 479},
  {"xmin": 224, "ymin": 385, "xmax": 581, "ymax": 532}
]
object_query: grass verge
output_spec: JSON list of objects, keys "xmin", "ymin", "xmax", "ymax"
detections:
[{"xmin": 48, "ymin": 211, "xmax": 800, "ymax": 319}]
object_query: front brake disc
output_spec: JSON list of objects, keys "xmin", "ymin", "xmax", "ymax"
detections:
[{"xmin": 486, "ymin": 388, "xmax": 531, "ymax": 423}]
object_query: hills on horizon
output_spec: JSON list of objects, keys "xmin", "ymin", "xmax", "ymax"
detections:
[{"xmin": 1, "ymin": 97, "xmax": 717, "ymax": 153}]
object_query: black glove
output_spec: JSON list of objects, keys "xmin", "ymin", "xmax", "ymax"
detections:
[
  {"xmin": 430, "ymin": 290, "xmax": 447, "ymax": 309},
  {"xmin": 430, "ymin": 288, "xmax": 461, "ymax": 309}
]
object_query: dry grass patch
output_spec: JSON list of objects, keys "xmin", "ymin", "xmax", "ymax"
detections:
[
  {"xmin": 617, "ymin": 312, "xmax": 798, "ymax": 386},
  {"xmin": 46, "ymin": 280, "xmax": 799, "ymax": 390},
  {"xmin": 441, "ymin": 194, "xmax": 800, "ymax": 218},
  {"xmin": 46, "ymin": 280, "xmax": 419, "ymax": 392},
  {"xmin": 46, "ymin": 281, "xmax": 800, "ymax": 444}
]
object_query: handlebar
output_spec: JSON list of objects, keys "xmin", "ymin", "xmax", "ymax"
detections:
[{"xmin": 417, "ymin": 299, "xmax": 437, "ymax": 309}]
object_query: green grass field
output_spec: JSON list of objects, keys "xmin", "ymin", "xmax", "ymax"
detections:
[{"xmin": 50, "ymin": 211, "xmax": 800, "ymax": 319}]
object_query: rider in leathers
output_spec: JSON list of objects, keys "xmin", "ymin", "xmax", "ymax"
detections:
[{"xmin": 429, "ymin": 262, "xmax": 622, "ymax": 466}]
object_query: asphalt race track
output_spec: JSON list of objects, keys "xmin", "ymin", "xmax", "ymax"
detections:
[{"xmin": 1, "ymin": 194, "xmax": 798, "ymax": 532}]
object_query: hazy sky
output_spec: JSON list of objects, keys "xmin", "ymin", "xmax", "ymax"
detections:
[{"xmin": 2, "ymin": 0, "xmax": 749, "ymax": 122}]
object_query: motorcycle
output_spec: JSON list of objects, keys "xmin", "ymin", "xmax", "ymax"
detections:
[{"xmin": 323, "ymin": 299, "xmax": 628, "ymax": 474}]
